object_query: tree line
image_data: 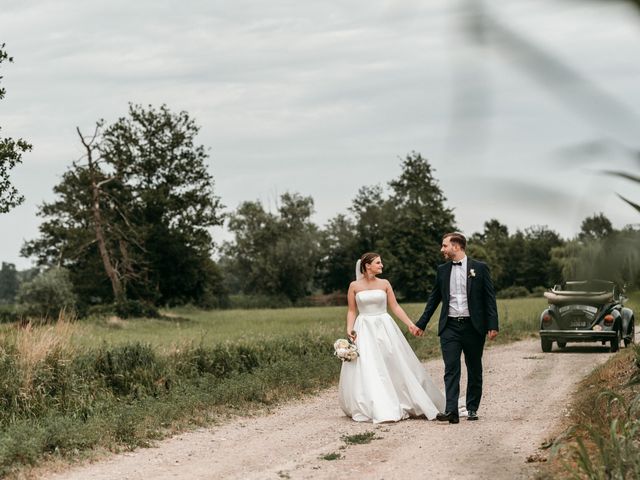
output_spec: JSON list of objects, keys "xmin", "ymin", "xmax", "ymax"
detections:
[
  {"xmin": 1, "ymin": 45, "xmax": 638, "ymax": 316},
  {"xmin": 0, "ymin": 102, "xmax": 636, "ymax": 316}
]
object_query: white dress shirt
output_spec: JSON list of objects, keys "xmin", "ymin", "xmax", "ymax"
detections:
[{"xmin": 448, "ymin": 256, "xmax": 470, "ymax": 317}]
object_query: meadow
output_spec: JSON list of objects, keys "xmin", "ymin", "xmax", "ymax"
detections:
[
  {"xmin": 0, "ymin": 297, "xmax": 546, "ymax": 476},
  {"xmin": 75, "ymin": 297, "xmax": 547, "ymax": 351}
]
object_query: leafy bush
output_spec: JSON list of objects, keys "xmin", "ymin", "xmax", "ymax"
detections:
[
  {"xmin": 114, "ymin": 300, "xmax": 160, "ymax": 319},
  {"xmin": 496, "ymin": 285, "xmax": 530, "ymax": 299},
  {"xmin": 16, "ymin": 267, "xmax": 77, "ymax": 319},
  {"xmin": 529, "ymin": 286, "xmax": 547, "ymax": 298},
  {"xmin": 0, "ymin": 305, "xmax": 19, "ymax": 324}
]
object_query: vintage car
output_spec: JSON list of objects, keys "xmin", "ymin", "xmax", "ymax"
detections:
[{"xmin": 539, "ymin": 280, "xmax": 635, "ymax": 353}]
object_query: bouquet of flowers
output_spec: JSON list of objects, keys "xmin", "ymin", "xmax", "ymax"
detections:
[{"xmin": 333, "ymin": 333, "xmax": 359, "ymax": 362}]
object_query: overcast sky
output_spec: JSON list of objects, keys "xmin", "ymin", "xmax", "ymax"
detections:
[{"xmin": 1, "ymin": 0, "xmax": 639, "ymax": 269}]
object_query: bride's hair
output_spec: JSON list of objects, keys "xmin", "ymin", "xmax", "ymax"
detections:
[{"xmin": 359, "ymin": 252, "xmax": 380, "ymax": 274}]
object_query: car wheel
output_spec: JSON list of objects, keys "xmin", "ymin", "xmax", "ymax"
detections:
[
  {"xmin": 541, "ymin": 337, "xmax": 552, "ymax": 352},
  {"xmin": 610, "ymin": 331, "xmax": 620, "ymax": 353},
  {"xmin": 557, "ymin": 341, "xmax": 567, "ymax": 348},
  {"xmin": 624, "ymin": 322, "xmax": 635, "ymax": 347}
]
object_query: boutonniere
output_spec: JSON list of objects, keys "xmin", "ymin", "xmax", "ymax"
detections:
[{"xmin": 469, "ymin": 269, "xmax": 476, "ymax": 278}]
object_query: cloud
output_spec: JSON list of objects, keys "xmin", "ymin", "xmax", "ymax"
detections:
[{"xmin": 1, "ymin": 0, "xmax": 639, "ymax": 270}]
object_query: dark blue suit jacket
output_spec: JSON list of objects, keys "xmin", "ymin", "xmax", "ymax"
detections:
[{"xmin": 415, "ymin": 258, "xmax": 499, "ymax": 336}]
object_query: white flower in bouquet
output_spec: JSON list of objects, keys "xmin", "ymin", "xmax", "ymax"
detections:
[{"xmin": 334, "ymin": 338, "xmax": 359, "ymax": 362}]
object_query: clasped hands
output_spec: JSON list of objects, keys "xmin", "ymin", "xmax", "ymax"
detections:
[
  {"xmin": 408, "ymin": 324, "xmax": 424, "ymax": 337},
  {"xmin": 408, "ymin": 324, "xmax": 499, "ymax": 340}
]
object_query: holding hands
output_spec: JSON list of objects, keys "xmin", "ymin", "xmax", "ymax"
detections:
[{"xmin": 409, "ymin": 324, "xmax": 424, "ymax": 337}]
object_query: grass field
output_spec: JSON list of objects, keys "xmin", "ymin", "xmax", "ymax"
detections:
[
  {"xmin": 0, "ymin": 296, "xmax": 547, "ymax": 477},
  {"xmin": 74, "ymin": 297, "xmax": 548, "ymax": 352}
]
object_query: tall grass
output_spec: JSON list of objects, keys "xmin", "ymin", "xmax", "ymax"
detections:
[
  {"xmin": 0, "ymin": 325, "xmax": 339, "ymax": 476},
  {"xmin": 549, "ymin": 351, "xmax": 640, "ymax": 479}
]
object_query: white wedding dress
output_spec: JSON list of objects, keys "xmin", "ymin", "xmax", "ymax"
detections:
[{"xmin": 338, "ymin": 289, "xmax": 446, "ymax": 423}]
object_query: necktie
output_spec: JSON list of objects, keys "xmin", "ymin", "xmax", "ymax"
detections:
[{"xmin": 452, "ymin": 261, "xmax": 462, "ymax": 266}]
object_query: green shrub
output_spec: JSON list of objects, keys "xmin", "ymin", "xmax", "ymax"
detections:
[
  {"xmin": 496, "ymin": 285, "xmax": 530, "ymax": 299},
  {"xmin": 529, "ymin": 286, "xmax": 547, "ymax": 298},
  {"xmin": 0, "ymin": 304, "xmax": 19, "ymax": 323},
  {"xmin": 91, "ymin": 343, "xmax": 165, "ymax": 397},
  {"xmin": 114, "ymin": 300, "xmax": 160, "ymax": 319},
  {"xmin": 16, "ymin": 267, "xmax": 77, "ymax": 319}
]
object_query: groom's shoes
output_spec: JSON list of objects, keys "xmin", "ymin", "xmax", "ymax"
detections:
[
  {"xmin": 436, "ymin": 411, "xmax": 459, "ymax": 424},
  {"xmin": 467, "ymin": 410, "xmax": 479, "ymax": 421}
]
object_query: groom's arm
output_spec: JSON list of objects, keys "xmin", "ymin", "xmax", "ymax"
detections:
[
  {"xmin": 415, "ymin": 273, "xmax": 442, "ymax": 331},
  {"xmin": 481, "ymin": 263, "xmax": 499, "ymax": 336}
]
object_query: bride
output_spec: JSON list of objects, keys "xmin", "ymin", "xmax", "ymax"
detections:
[{"xmin": 338, "ymin": 252, "xmax": 445, "ymax": 423}]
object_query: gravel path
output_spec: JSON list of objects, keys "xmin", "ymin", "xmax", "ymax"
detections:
[{"xmin": 43, "ymin": 337, "xmax": 619, "ymax": 480}]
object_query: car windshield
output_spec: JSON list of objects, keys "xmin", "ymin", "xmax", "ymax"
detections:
[{"xmin": 559, "ymin": 280, "xmax": 614, "ymax": 293}]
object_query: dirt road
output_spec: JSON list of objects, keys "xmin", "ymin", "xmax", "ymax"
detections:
[{"xmin": 43, "ymin": 338, "xmax": 617, "ymax": 480}]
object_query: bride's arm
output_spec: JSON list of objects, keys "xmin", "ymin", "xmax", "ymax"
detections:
[
  {"xmin": 386, "ymin": 281, "xmax": 420, "ymax": 335},
  {"xmin": 346, "ymin": 283, "xmax": 357, "ymax": 341}
]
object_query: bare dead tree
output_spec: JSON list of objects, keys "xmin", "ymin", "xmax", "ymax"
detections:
[{"xmin": 76, "ymin": 125, "xmax": 124, "ymax": 301}]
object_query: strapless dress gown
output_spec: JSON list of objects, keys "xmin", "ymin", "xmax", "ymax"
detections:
[{"xmin": 338, "ymin": 289, "xmax": 446, "ymax": 423}]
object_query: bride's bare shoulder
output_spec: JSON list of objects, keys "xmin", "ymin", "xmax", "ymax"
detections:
[{"xmin": 349, "ymin": 280, "xmax": 369, "ymax": 293}]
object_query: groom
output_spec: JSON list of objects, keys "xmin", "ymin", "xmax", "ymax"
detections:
[{"xmin": 414, "ymin": 232, "xmax": 499, "ymax": 424}]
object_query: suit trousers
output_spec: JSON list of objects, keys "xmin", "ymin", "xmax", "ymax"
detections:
[{"xmin": 440, "ymin": 317, "xmax": 486, "ymax": 412}]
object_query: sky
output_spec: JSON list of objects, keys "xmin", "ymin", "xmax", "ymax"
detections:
[{"xmin": 1, "ymin": 0, "xmax": 639, "ymax": 269}]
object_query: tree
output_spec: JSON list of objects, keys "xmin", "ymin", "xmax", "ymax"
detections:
[
  {"xmin": 349, "ymin": 185, "xmax": 387, "ymax": 255},
  {"xmin": 380, "ymin": 152, "xmax": 456, "ymax": 299},
  {"xmin": 222, "ymin": 193, "xmax": 320, "ymax": 303},
  {"xmin": 316, "ymin": 214, "xmax": 359, "ymax": 293},
  {"xmin": 468, "ymin": 219, "xmax": 510, "ymax": 290},
  {"xmin": 23, "ymin": 104, "xmax": 225, "ymax": 308},
  {"xmin": 315, "ymin": 152, "xmax": 456, "ymax": 299},
  {"xmin": 552, "ymin": 225, "xmax": 640, "ymax": 286},
  {"xmin": 100, "ymin": 104, "xmax": 225, "ymax": 306},
  {"xmin": 21, "ymin": 162, "xmax": 121, "ymax": 305},
  {"xmin": 514, "ymin": 226, "xmax": 564, "ymax": 290},
  {"xmin": 579, "ymin": 213, "xmax": 613, "ymax": 241},
  {"xmin": 0, "ymin": 44, "xmax": 31, "ymax": 213},
  {"xmin": 76, "ymin": 124, "xmax": 125, "ymax": 301},
  {"xmin": 0, "ymin": 262, "xmax": 19, "ymax": 304}
]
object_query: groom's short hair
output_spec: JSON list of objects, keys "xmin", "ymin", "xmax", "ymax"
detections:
[{"xmin": 443, "ymin": 232, "xmax": 466, "ymax": 250}]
